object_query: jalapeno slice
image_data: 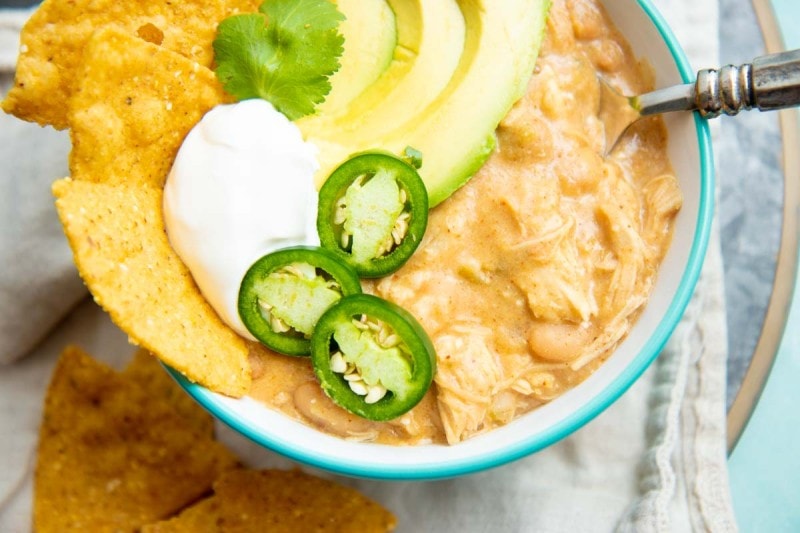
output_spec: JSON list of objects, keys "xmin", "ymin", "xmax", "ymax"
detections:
[
  {"xmin": 238, "ymin": 246, "xmax": 362, "ymax": 356},
  {"xmin": 317, "ymin": 152, "xmax": 429, "ymax": 278},
  {"xmin": 310, "ymin": 293, "xmax": 436, "ymax": 421}
]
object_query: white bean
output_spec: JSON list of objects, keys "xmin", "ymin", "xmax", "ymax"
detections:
[{"xmin": 293, "ymin": 382, "xmax": 375, "ymax": 438}]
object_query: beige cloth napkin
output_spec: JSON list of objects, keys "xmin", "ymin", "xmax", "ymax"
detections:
[
  {"xmin": 0, "ymin": 84, "xmax": 86, "ymax": 365},
  {"xmin": 0, "ymin": 7, "xmax": 31, "ymax": 71},
  {"xmin": 0, "ymin": 4, "xmax": 84, "ymax": 365},
  {"xmin": 0, "ymin": 0, "xmax": 738, "ymax": 530}
]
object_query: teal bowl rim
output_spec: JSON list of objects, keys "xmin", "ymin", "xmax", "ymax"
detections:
[{"xmin": 169, "ymin": 0, "xmax": 714, "ymax": 481}]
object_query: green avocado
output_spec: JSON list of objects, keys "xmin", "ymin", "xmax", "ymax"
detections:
[
  {"xmin": 320, "ymin": 0, "xmax": 398, "ymax": 114},
  {"xmin": 301, "ymin": 0, "xmax": 551, "ymax": 207},
  {"xmin": 302, "ymin": 0, "xmax": 466, "ymax": 142}
]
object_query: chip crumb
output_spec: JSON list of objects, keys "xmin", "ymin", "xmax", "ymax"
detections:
[{"xmin": 137, "ymin": 22, "xmax": 165, "ymax": 46}]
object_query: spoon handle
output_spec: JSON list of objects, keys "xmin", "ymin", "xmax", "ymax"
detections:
[
  {"xmin": 636, "ymin": 49, "xmax": 800, "ymax": 119},
  {"xmin": 696, "ymin": 48, "xmax": 800, "ymax": 117}
]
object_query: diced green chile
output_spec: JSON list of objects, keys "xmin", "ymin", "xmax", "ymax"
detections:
[
  {"xmin": 402, "ymin": 145, "xmax": 423, "ymax": 169},
  {"xmin": 317, "ymin": 152, "xmax": 428, "ymax": 278},
  {"xmin": 310, "ymin": 293, "xmax": 436, "ymax": 421},
  {"xmin": 238, "ymin": 246, "xmax": 362, "ymax": 356}
]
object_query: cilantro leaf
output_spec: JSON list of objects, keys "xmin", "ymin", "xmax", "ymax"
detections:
[{"xmin": 213, "ymin": 0, "xmax": 345, "ymax": 120}]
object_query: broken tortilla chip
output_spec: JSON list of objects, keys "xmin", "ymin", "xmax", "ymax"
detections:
[
  {"xmin": 142, "ymin": 469, "xmax": 397, "ymax": 533},
  {"xmin": 143, "ymin": 498, "xmax": 222, "ymax": 533},
  {"xmin": 53, "ymin": 178, "xmax": 252, "ymax": 397},
  {"xmin": 34, "ymin": 346, "xmax": 239, "ymax": 532},
  {"xmin": 68, "ymin": 27, "xmax": 231, "ymax": 189},
  {"xmin": 1, "ymin": 0, "xmax": 235, "ymax": 128},
  {"xmin": 123, "ymin": 349, "xmax": 215, "ymax": 437}
]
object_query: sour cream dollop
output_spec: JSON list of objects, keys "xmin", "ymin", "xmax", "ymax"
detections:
[{"xmin": 164, "ymin": 99, "xmax": 320, "ymax": 339}]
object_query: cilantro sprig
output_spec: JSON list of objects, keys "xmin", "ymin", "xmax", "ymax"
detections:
[{"xmin": 213, "ymin": 0, "xmax": 345, "ymax": 120}]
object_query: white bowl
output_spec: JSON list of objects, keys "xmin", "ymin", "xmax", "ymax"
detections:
[{"xmin": 171, "ymin": 0, "xmax": 713, "ymax": 480}]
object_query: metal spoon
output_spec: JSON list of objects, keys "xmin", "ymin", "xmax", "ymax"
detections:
[{"xmin": 600, "ymin": 48, "xmax": 800, "ymax": 153}]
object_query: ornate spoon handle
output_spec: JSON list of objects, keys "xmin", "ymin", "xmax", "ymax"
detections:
[{"xmin": 635, "ymin": 49, "xmax": 800, "ymax": 118}]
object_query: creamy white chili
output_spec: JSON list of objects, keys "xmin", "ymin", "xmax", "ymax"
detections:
[{"xmin": 248, "ymin": 0, "xmax": 682, "ymax": 445}]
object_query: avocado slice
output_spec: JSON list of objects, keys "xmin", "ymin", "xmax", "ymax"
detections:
[
  {"xmin": 301, "ymin": 0, "xmax": 466, "ymax": 142},
  {"xmin": 301, "ymin": 0, "xmax": 551, "ymax": 207},
  {"xmin": 320, "ymin": 0, "xmax": 398, "ymax": 114}
]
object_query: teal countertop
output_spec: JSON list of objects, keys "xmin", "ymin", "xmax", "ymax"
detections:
[{"xmin": 728, "ymin": 1, "xmax": 800, "ymax": 530}]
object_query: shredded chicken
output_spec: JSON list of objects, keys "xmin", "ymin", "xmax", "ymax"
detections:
[{"xmin": 434, "ymin": 326, "xmax": 503, "ymax": 444}]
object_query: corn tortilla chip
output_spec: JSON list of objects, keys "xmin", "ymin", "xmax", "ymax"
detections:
[
  {"xmin": 34, "ymin": 346, "xmax": 239, "ymax": 532},
  {"xmin": 226, "ymin": 0, "xmax": 264, "ymax": 15},
  {"xmin": 1, "ymin": 0, "xmax": 235, "ymax": 129},
  {"xmin": 142, "ymin": 498, "xmax": 222, "ymax": 533},
  {"xmin": 68, "ymin": 28, "xmax": 231, "ymax": 189},
  {"xmin": 53, "ymin": 178, "xmax": 252, "ymax": 397},
  {"xmin": 143, "ymin": 469, "xmax": 397, "ymax": 532},
  {"xmin": 123, "ymin": 349, "xmax": 215, "ymax": 437}
]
